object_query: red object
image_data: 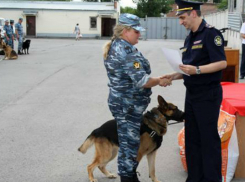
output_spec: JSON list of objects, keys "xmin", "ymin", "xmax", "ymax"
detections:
[{"xmin": 221, "ymin": 82, "xmax": 245, "ymax": 116}]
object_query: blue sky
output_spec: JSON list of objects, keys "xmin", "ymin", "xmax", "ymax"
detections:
[{"xmin": 120, "ymin": 0, "xmax": 137, "ymax": 8}]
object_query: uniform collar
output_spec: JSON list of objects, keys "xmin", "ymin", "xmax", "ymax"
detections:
[
  {"xmin": 191, "ymin": 19, "xmax": 206, "ymax": 35},
  {"xmin": 116, "ymin": 38, "xmax": 137, "ymax": 50},
  {"xmin": 119, "ymin": 38, "xmax": 133, "ymax": 47}
]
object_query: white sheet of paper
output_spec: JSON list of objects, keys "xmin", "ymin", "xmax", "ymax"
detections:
[{"xmin": 161, "ymin": 47, "xmax": 190, "ymax": 76}]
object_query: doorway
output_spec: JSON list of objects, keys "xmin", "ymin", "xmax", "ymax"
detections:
[
  {"xmin": 26, "ymin": 16, "xmax": 36, "ymax": 36},
  {"xmin": 101, "ymin": 18, "xmax": 116, "ymax": 37}
]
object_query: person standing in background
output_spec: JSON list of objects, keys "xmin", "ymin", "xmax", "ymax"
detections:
[
  {"xmin": 74, "ymin": 23, "xmax": 81, "ymax": 41},
  {"xmin": 3, "ymin": 19, "xmax": 13, "ymax": 48},
  {"xmin": 15, "ymin": 18, "xmax": 23, "ymax": 55},
  {"xmin": 10, "ymin": 20, "xmax": 15, "ymax": 49},
  {"xmin": 240, "ymin": 22, "xmax": 245, "ymax": 79}
]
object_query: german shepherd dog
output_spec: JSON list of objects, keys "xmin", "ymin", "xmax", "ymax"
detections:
[
  {"xmin": 0, "ymin": 38, "xmax": 18, "ymax": 61},
  {"xmin": 22, "ymin": 39, "xmax": 31, "ymax": 54},
  {"xmin": 78, "ymin": 96, "xmax": 184, "ymax": 182}
]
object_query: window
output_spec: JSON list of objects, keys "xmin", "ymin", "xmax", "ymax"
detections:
[{"xmin": 90, "ymin": 17, "xmax": 97, "ymax": 29}]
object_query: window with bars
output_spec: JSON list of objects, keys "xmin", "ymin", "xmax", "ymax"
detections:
[{"xmin": 90, "ymin": 17, "xmax": 97, "ymax": 29}]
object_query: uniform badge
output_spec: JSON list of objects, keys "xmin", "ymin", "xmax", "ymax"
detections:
[
  {"xmin": 194, "ymin": 40, "xmax": 202, "ymax": 44},
  {"xmin": 214, "ymin": 36, "xmax": 222, "ymax": 46},
  {"xmin": 133, "ymin": 61, "xmax": 141, "ymax": 69}
]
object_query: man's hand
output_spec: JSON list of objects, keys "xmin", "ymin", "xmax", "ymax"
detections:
[
  {"xmin": 179, "ymin": 64, "xmax": 196, "ymax": 75},
  {"xmin": 161, "ymin": 72, "xmax": 183, "ymax": 81},
  {"xmin": 161, "ymin": 74, "xmax": 174, "ymax": 81},
  {"xmin": 159, "ymin": 78, "xmax": 172, "ymax": 87}
]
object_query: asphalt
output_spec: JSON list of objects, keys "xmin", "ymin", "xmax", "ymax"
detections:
[{"xmin": 0, "ymin": 39, "xmax": 244, "ymax": 182}]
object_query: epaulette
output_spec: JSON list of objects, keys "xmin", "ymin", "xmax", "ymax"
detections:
[
  {"xmin": 205, "ymin": 23, "xmax": 214, "ymax": 29},
  {"xmin": 124, "ymin": 46, "xmax": 133, "ymax": 54}
]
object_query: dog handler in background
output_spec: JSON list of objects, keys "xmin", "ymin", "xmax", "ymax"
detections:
[
  {"xmin": 15, "ymin": 18, "xmax": 23, "ymax": 55},
  {"xmin": 163, "ymin": 0, "xmax": 227, "ymax": 181},
  {"xmin": 103, "ymin": 13, "xmax": 171, "ymax": 182},
  {"xmin": 3, "ymin": 19, "xmax": 14, "ymax": 48}
]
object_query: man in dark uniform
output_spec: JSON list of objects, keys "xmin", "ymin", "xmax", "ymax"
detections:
[{"xmin": 163, "ymin": 0, "xmax": 227, "ymax": 181}]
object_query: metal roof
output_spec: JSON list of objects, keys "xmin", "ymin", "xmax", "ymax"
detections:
[{"xmin": 0, "ymin": 1, "xmax": 116, "ymax": 11}]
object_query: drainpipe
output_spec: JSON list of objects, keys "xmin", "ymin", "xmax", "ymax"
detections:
[{"xmin": 114, "ymin": 0, "xmax": 118, "ymax": 10}]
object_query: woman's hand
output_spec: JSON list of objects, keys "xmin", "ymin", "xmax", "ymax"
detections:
[
  {"xmin": 159, "ymin": 78, "xmax": 172, "ymax": 87},
  {"xmin": 160, "ymin": 74, "xmax": 174, "ymax": 81}
]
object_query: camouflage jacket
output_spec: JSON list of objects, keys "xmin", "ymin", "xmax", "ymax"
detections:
[{"xmin": 104, "ymin": 38, "xmax": 152, "ymax": 104}]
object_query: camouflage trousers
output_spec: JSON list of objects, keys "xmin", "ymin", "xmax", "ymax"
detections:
[
  {"xmin": 108, "ymin": 96, "xmax": 148, "ymax": 177},
  {"xmin": 4, "ymin": 36, "xmax": 13, "ymax": 49},
  {"xmin": 17, "ymin": 35, "xmax": 23, "ymax": 51}
]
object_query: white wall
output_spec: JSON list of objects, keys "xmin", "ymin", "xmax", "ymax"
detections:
[
  {"xmin": 36, "ymin": 10, "xmax": 102, "ymax": 35},
  {"xmin": 227, "ymin": 29, "xmax": 242, "ymax": 50},
  {"xmin": 0, "ymin": 10, "xmax": 26, "ymax": 33},
  {"xmin": 0, "ymin": 9, "xmax": 118, "ymax": 37}
]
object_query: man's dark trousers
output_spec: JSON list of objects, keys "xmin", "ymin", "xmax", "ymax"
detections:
[{"xmin": 185, "ymin": 86, "xmax": 222, "ymax": 182}]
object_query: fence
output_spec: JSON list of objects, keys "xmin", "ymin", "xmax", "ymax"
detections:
[{"xmin": 140, "ymin": 17, "xmax": 187, "ymax": 40}]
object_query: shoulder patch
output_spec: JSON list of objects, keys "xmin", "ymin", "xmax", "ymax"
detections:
[
  {"xmin": 133, "ymin": 61, "xmax": 141, "ymax": 69},
  {"xmin": 205, "ymin": 23, "xmax": 214, "ymax": 29},
  {"xmin": 214, "ymin": 36, "xmax": 222, "ymax": 46}
]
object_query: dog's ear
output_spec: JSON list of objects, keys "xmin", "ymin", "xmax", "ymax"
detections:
[{"xmin": 158, "ymin": 95, "xmax": 168, "ymax": 108}]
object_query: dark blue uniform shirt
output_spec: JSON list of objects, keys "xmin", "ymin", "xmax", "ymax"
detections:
[{"xmin": 181, "ymin": 20, "xmax": 226, "ymax": 91}]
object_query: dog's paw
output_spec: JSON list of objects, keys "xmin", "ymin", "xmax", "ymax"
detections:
[
  {"xmin": 89, "ymin": 179, "xmax": 98, "ymax": 182},
  {"xmin": 107, "ymin": 173, "xmax": 117, "ymax": 178},
  {"xmin": 153, "ymin": 179, "xmax": 161, "ymax": 182}
]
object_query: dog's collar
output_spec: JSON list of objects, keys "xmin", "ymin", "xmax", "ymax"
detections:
[{"xmin": 144, "ymin": 110, "xmax": 166, "ymax": 128}]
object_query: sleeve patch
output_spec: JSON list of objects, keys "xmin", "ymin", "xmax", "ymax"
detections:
[
  {"xmin": 133, "ymin": 61, "xmax": 141, "ymax": 69},
  {"xmin": 214, "ymin": 36, "xmax": 222, "ymax": 46}
]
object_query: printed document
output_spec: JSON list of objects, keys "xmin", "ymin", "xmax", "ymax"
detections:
[{"xmin": 162, "ymin": 47, "xmax": 190, "ymax": 76}]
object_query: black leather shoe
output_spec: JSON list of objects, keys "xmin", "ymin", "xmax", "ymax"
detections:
[
  {"xmin": 120, "ymin": 176, "xmax": 134, "ymax": 182},
  {"xmin": 18, "ymin": 50, "xmax": 23, "ymax": 55},
  {"xmin": 240, "ymin": 75, "xmax": 244, "ymax": 79}
]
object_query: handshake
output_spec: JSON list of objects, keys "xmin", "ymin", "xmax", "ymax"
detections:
[{"xmin": 158, "ymin": 76, "xmax": 172, "ymax": 87}]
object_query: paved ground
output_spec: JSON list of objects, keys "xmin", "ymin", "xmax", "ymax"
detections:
[{"xmin": 0, "ymin": 39, "xmax": 244, "ymax": 182}]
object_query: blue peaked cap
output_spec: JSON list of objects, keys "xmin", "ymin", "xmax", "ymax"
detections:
[
  {"xmin": 175, "ymin": 0, "xmax": 203, "ymax": 16},
  {"xmin": 119, "ymin": 13, "xmax": 145, "ymax": 32}
]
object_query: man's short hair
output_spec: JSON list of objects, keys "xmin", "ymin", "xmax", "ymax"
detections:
[{"xmin": 187, "ymin": 10, "xmax": 202, "ymax": 17}]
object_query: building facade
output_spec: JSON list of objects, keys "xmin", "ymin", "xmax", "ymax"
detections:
[{"xmin": 0, "ymin": 1, "xmax": 119, "ymax": 38}]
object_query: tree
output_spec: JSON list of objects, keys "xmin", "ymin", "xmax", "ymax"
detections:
[
  {"xmin": 120, "ymin": 6, "xmax": 137, "ymax": 14},
  {"xmin": 83, "ymin": 0, "xmax": 112, "ymax": 2},
  {"xmin": 133, "ymin": 0, "xmax": 173, "ymax": 18},
  {"xmin": 217, "ymin": 0, "xmax": 228, "ymax": 10}
]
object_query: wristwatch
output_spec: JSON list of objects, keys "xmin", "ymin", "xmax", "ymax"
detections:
[{"xmin": 196, "ymin": 66, "xmax": 201, "ymax": 74}]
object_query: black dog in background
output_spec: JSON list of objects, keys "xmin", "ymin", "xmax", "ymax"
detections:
[{"xmin": 22, "ymin": 39, "xmax": 31, "ymax": 54}]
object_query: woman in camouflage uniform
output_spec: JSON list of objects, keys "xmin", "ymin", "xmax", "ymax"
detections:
[{"xmin": 103, "ymin": 13, "xmax": 171, "ymax": 182}]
